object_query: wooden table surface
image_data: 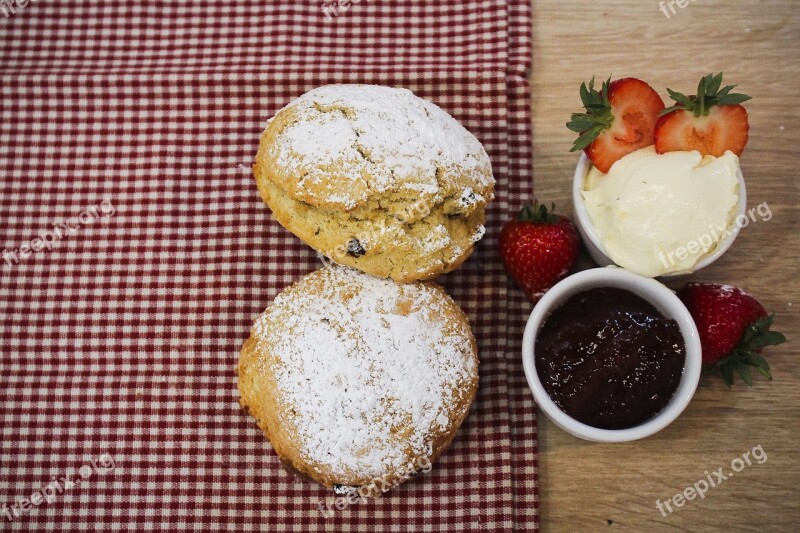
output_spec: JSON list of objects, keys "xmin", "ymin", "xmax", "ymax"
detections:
[{"xmin": 530, "ymin": 1, "xmax": 800, "ymax": 530}]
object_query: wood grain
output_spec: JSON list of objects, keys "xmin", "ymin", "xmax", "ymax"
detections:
[{"xmin": 529, "ymin": 1, "xmax": 800, "ymax": 530}]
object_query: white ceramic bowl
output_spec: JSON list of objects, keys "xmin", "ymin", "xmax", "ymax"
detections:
[
  {"xmin": 521, "ymin": 267, "xmax": 702, "ymax": 442},
  {"xmin": 572, "ymin": 153, "xmax": 747, "ymax": 277}
]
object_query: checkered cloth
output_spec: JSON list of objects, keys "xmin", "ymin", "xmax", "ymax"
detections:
[{"xmin": 0, "ymin": 1, "xmax": 537, "ymax": 530}]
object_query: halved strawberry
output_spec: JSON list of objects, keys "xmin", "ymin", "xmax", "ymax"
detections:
[
  {"xmin": 655, "ymin": 73, "xmax": 751, "ymax": 156},
  {"xmin": 567, "ymin": 77, "xmax": 665, "ymax": 173}
]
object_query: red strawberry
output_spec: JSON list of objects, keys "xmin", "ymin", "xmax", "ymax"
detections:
[
  {"xmin": 499, "ymin": 201, "xmax": 579, "ymax": 303},
  {"xmin": 567, "ymin": 76, "xmax": 665, "ymax": 173},
  {"xmin": 655, "ymin": 73, "xmax": 751, "ymax": 157},
  {"xmin": 677, "ymin": 283, "xmax": 785, "ymax": 386}
]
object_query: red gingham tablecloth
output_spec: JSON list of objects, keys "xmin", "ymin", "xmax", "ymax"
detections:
[{"xmin": 0, "ymin": 1, "xmax": 537, "ymax": 530}]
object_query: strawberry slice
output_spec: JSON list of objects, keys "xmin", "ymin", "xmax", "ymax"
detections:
[
  {"xmin": 567, "ymin": 77, "xmax": 665, "ymax": 173},
  {"xmin": 655, "ymin": 73, "xmax": 751, "ymax": 156}
]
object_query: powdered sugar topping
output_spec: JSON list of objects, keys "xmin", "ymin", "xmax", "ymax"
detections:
[
  {"xmin": 267, "ymin": 85, "xmax": 494, "ymax": 209},
  {"xmin": 422, "ymin": 224, "xmax": 452, "ymax": 254},
  {"xmin": 251, "ymin": 266, "xmax": 477, "ymax": 479}
]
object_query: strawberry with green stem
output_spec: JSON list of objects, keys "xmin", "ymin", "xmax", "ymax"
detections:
[
  {"xmin": 655, "ymin": 72, "xmax": 751, "ymax": 156},
  {"xmin": 567, "ymin": 76, "xmax": 665, "ymax": 173},
  {"xmin": 677, "ymin": 283, "xmax": 785, "ymax": 386},
  {"xmin": 499, "ymin": 201, "xmax": 579, "ymax": 303}
]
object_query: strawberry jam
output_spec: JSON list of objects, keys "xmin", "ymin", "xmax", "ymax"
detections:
[{"xmin": 535, "ymin": 287, "xmax": 685, "ymax": 430}]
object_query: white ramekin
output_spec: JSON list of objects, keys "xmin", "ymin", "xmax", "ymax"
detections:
[
  {"xmin": 572, "ymin": 153, "xmax": 747, "ymax": 277},
  {"xmin": 521, "ymin": 267, "xmax": 702, "ymax": 442}
]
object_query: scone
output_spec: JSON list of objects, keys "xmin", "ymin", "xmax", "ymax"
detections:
[
  {"xmin": 253, "ymin": 84, "xmax": 495, "ymax": 282},
  {"xmin": 237, "ymin": 265, "xmax": 479, "ymax": 490}
]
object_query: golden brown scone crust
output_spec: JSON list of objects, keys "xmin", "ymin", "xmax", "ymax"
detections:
[
  {"xmin": 253, "ymin": 84, "xmax": 494, "ymax": 282},
  {"xmin": 237, "ymin": 265, "xmax": 479, "ymax": 490}
]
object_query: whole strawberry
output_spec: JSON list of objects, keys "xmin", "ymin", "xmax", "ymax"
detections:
[
  {"xmin": 677, "ymin": 283, "xmax": 786, "ymax": 386},
  {"xmin": 500, "ymin": 201, "xmax": 579, "ymax": 303}
]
